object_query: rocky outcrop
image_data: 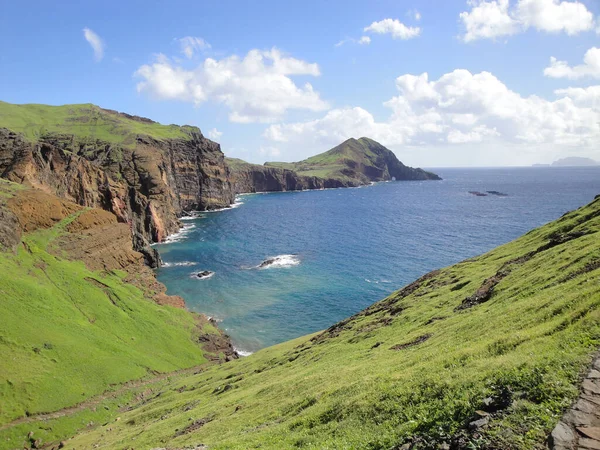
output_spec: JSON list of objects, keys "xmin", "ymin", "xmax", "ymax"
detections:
[
  {"xmin": 228, "ymin": 162, "xmax": 349, "ymax": 194},
  {"xmin": 0, "ymin": 127, "xmax": 234, "ymax": 256}
]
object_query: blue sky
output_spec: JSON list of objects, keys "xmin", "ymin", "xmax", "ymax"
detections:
[{"xmin": 1, "ymin": 0, "xmax": 600, "ymax": 166}]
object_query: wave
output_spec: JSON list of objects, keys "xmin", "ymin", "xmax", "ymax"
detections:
[
  {"xmin": 365, "ymin": 278, "xmax": 392, "ymax": 284},
  {"xmin": 158, "ymin": 223, "xmax": 196, "ymax": 244},
  {"xmin": 204, "ymin": 198, "xmax": 245, "ymax": 213},
  {"xmin": 256, "ymin": 254, "xmax": 300, "ymax": 269},
  {"xmin": 180, "ymin": 212, "xmax": 201, "ymax": 221},
  {"xmin": 234, "ymin": 347, "xmax": 253, "ymax": 357},
  {"xmin": 191, "ymin": 270, "xmax": 215, "ymax": 280},
  {"xmin": 161, "ymin": 261, "xmax": 197, "ymax": 268}
]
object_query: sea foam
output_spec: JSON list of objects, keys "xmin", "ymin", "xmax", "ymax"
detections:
[
  {"xmin": 258, "ymin": 254, "xmax": 300, "ymax": 269},
  {"xmin": 161, "ymin": 261, "xmax": 197, "ymax": 268}
]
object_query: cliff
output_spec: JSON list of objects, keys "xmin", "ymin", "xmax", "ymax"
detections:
[
  {"xmin": 229, "ymin": 137, "xmax": 441, "ymax": 194},
  {"xmin": 227, "ymin": 157, "xmax": 348, "ymax": 194},
  {"xmin": 0, "ymin": 103, "xmax": 234, "ymax": 263}
]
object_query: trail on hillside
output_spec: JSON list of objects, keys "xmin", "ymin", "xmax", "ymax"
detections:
[{"xmin": 0, "ymin": 364, "xmax": 206, "ymax": 431}]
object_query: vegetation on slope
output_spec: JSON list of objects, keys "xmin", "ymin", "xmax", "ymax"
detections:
[
  {"xmin": 61, "ymin": 195, "xmax": 600, "ymax": 449},
  {"xmin": 0, "ymin": 180, "xmax": 225, "ymax": 449},
  {"xmin": 0, "ymin": 101, "xmax": 197, "ymax": 147},
  {"xmin": 265, "ymin": 137, "xmax": 440, "ymax": 181}
]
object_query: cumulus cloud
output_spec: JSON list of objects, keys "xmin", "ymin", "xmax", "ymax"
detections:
[
  {"xmin": 263, "ymin": 69, "xmax": 600, "ymax": 162},
  {"xmin": 83, "ymin": 27, "xmax": 104, "ymax": 61},
  {"xmin": 207, "ymin": 128, "xmax": 222, "ymax": 140},
  {"xmin": 544, "ymin": 47, "xmax": 600, "ymax": 79},
  {"xmin": 178, "ymin": 36, "xmax": 211, "ymax": 58},
  {"xmin": 364, "ymin": 18, "xmax": 421, "ymax": 40},
  {"xmin": 135, "ymin": 48, "xmax": 328, "ymax": 123},
  {"xmin": 460, "ymin": 0, "xmax": 595, "ymax": 42}
]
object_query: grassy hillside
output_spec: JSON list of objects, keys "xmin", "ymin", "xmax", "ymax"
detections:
[
  {"xmin": 0, "ymin": 180, "xmax": 222, "ymax": 448},
  {"xmin": 60, "ymin": 195, "xmax": 600, "ymax": 449},
  {"xmin": 0, "ymin": 101, "xmax": 197, "ymax": 146},
  {"xmin": 265, "ymin": 137, "xmax": 439, "ymax": 181}
]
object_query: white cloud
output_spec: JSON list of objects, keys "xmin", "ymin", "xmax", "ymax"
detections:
[
  {"xmin": 335, "ymin": 36, "xmax": 371, "ymax": 47},
  {"xmin": 555, "ymin": 85, "xmax": 600, "ymax": 108},
  {"xmin": 364, "ymin": 18, "xmax": 421, "ymax": 40},
  {"xmin": 83, "ymin": 27, "xmax": 104, "ymax": 62},
  {"xmin": 263, "ymin": 69, "xmax": 600, "ymax": 163},
  {"xmin": 135, "ymin": 48, "xmax": 328, "ymax": 123},
  {"xmin": 544, "ymin": 47, "xmax": 600, "ymax": 79},
  {"xmin": 207, "ymin": 128, "xmax": 223, "ymax": 140},
  {"xmin": 459, "ymin": 0, "xmax": 595, "ymax": 42},
  {"xmin": 178, "ymin": 36, "xmax": 211, "ymax": 58},
  {"xmin": 460, "ymin": 0, "xmax": 520, "ymax": 42}
]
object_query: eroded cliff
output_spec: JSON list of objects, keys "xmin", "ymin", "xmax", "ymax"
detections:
[{"xmin": 0, "ymin": 109, "xmax": 233, "ymax": 262}]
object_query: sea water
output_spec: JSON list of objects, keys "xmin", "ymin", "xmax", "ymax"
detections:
[{"xmin": 155, "ymin": 167, "xmax": 600, "ymax": 354}]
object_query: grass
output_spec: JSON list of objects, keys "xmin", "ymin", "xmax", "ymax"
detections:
[
  {"xmin": 0, "ymin": 203, "xmax": 209, "ymax": 430},
  {"xmin": 0, "ymin": 101, "xmax": 197, "ymax": 147},
  {"xmin": 264, "ymin": 137, "xmax": 388, "ymax": 179},
  {"xmin": 59, "ymin": 195, "xmax": 600, "ymax": 449}
]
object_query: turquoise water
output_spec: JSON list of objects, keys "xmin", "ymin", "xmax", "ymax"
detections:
[{"xmin": 155, "ymin": 167, "xmax": 600, "ymax": 354}]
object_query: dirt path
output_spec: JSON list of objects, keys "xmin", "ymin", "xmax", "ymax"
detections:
[
  {"xmin": 0, "ymin": 364, "xmax": 206, "ymax": 432},
  {"xmin": 550, "ymin": 353, "xmax": 600, "ymax": 449}
]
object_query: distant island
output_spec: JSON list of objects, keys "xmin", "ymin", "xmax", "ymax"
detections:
[{"xmin": 534, "ymin": 157, "xmax": 599, "ymax": 167}]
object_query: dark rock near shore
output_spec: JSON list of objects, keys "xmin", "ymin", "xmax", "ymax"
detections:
[{"xmin": 196, "ymin": 270, "xmax": 214, "ymax": 279}]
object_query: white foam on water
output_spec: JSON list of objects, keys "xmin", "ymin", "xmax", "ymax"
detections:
[
  {"xmin": 258, "ymin": 254, "xmax": 300, "ymax": 269},
  {"xmin": 234, "ymin": 347, "xmax": 253, "ymax": 357},
  {"xmin": 191, "ymin": 271, "xmax": 215, "ymax": 280},
  {"xmin": 160, "ymin": 223, "xmax": 196, "ymax": 244},
  {"xmin": 204, "ymin": 198, "xmax": 245, "ymax": 213},
  {"xmin": 161, "ymin": 261, "xmax": 197, "ymax": 268}
]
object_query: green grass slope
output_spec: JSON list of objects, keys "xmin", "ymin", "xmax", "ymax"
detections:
[
  {"xmin": 65, "ymin": 195, "xmax": 600, "ymax": 449},
  {"xmin": 0, "ymin": 101, "xmax": 197, "ymax": 146},
  {"xmin": 265, "ymin": 137, "xmax": 439, "ymax": 181},
  {"xmin": 0, "ymin": 181, "xmax": 210, "ymax": 437}
]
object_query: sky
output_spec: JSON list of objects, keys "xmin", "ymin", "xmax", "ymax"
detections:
[{"xmin": 1, "ymin": 0, "xmax": 600, "ymax": 167}]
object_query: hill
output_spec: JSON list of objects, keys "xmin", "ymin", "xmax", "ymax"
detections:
[
  {"xmin": 228, "ymin": 137, "xmax": 440, "ymax": 194},
  {"xmin": 17, "ymin": 193, "xmax": 598, "ymax": 449},
  {"xmin": 266, "ymin": 137, "xmax": 440, "ymax": 182},
  {"xmin": 0, "ymin": 101, "xmax": 197, "ymax": 147}
]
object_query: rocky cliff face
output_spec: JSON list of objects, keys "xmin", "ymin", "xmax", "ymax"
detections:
[
  {"xmin": 228, "ymin": 162, "xmax": 349, "ymax": 194},
  {"xmin": 0, "ymin": 127, "xmax": 234, "ymax": 262}
]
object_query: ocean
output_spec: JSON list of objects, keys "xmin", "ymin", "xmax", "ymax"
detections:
[{"xmin": 155, "ymin": 167, "xmax": 600, "ymax": 354}]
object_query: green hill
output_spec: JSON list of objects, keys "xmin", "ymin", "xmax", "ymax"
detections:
[
  {"xmin": 49, "ymin": 195, "xmax": 600, "ymax": 449},
  {"xmin": 265, "ymin": 137, "xmax": 440, "ymax": 183},
  {"xmin": 0, "ymin": 101, "xmax": 197, "ymax": 147}
]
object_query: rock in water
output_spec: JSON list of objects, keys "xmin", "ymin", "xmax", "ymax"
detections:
[
  {"xmin": 258, "ymin": 258, "xmax": 277, "ymax": 269},
  {"xmin": 196, "ymin": 270, "xmax": 215, "ymax": 280}
]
